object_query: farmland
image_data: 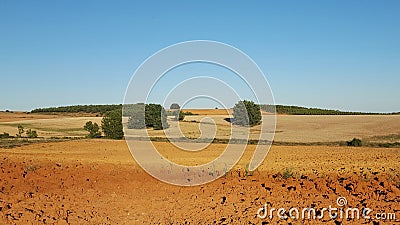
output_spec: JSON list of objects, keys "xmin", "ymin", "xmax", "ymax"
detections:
[
  {"xmin": 2, "ymin": 111, "xmax": 400, "ymax": 143},
  {"xmin": 0, "ymin": 140, "xmax": 399, "ymax": 224},
  {"xmin": 0, "ymin": 110, "xmax": 399, "ymax": 224}
]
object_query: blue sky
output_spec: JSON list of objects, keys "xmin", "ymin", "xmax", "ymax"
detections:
[{"xmin": 1, "ymin": 1, "xmax": 399, "ymax": 112}]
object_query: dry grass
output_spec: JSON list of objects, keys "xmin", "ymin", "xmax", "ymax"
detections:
[
  {"xmin": 182, "ymin": 109, "xmax": 232, "ymax": 115},
  {"xmin": 1, "ymin": 139, "xmax": 398, "ymax": 176},
  {"xmin": 0, "ymin": 112, "xmax": 64, "ymax": 122},
  {"xmin": 0, "ymin": 116, "xmax": 102, "ymax": 137},
  {"xmin": 2, "ymin": 110, "xmax": 400, "ymax": 143},
  {"xmin": 274, "ymin": 115, "xmax": 400, "ymax": 142},
  {"xmin": 143, "ymin": 114, "xmax": 400, "ymax": 143},
  {"xmin": 1, "ymin": 110, "xmax": 399, "ymax": 224}
]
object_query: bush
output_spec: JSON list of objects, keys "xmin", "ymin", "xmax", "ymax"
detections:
[
  {"xmin": 26, "ymin": 129, "xmax": 38, "ymax": 138},
  {"xmin": 177, "ymin": 110, "xmax": 185, "ymax": 121},
  {"xmin": 233, "ymin": 100, "xmax": 261, "ymax": 126},
  {"xmin": 101, "ymin": 110, "xmax": 124, "ymax": 139},
  {"xmin": 283, "ymin": 168, "xmax": 294, "ymax": 179},
  {"xmin": 83, "ymin": 121, "xmax": 102, "ymax": 138},
  {"xmin": 347, "ymin": 138, "xmax": 362, "ymax": 147},
  {"xmin": 16, "ymin": 125, "xmax": 24, "ymax": 137},
  {"xmin": 182, "ymin": 111, "xmax": 196, "ymax": 116},
  {"xmin": 0, "ymin": 132, "xmax": 10, "ymax": 138}
]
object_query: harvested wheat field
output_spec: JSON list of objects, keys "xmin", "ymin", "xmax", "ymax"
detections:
[
  {"xmin": 0, "ymin": 113, "xmax": 102, "ymax": 138},
  {"xmin": 3, "ymin": 1, "xmax": 400, "ymax": 224},
  {"xmin": 182, "ymin": 109, "xmax": 232, "ymax": 116},
  {"xmin": 144, "ymin": 114, "xmax": 400, "ymax": 143},
  {"xmin": 2, "ymin": 112, "xmax": 400, "ymax": 142},
  {"xmin": 0, "ymin": 139, "xmax": 399, "ymax": 224}
]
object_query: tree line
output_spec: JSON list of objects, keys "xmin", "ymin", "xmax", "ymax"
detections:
[
  {"xmin": 83, "ymin": 103, "xmax": 185, "ymax": 139},
  {"xmin": 260, "ymin": 105, "xmax": 398, "ymax": 115},
  {"xmin": 31, "ymin": 104, "xmax": 398, "ymax": 115},
  {"xmin": 31, "ymin": 103, "xmax": 400, "ymax": 116},
  {"xmin": 125, "ymin": 103, "xmax": 184, "ymax": 130},
  {"xmin": 31, "ymin": 104, "xmax": 122, "ymax": 114}
]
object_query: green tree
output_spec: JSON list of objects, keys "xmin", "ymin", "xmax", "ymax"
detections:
[
  {"xmin": 170, "ymin": 103, "xmax": 180, "ymax": 110},
  {"xmin": 0, "ymin": 132, "xmax": 10, "ymax": 138},
  {"xmin": 101, "ymin": 110, "xmax": 124, "ymax": 139},
  {"xmin": 16, "ymin": 124, "xmax": 24, "ymax": 137},
  {"xmin": 233, "ymin": 100, "xmax": 261, "ymax": 127},
  {"xmin": 83, "ymin": 121, "xmax": 102, "ymax": 138},
  {"xmin": 145, "ymin": 104, "xmax": 169, "ymax": 130},
  {"xmin": 127, "ymin": 104, "xmax": 146, "ymax": 129},
  {"xmin": 26, "ymin": 129, "xmax": 38, "ymax": 138},
  {"xmin": 126, "ymin": 103, "xmax": 169, "ymax": 130},
  {"xmin": 347, "ymin": 138, "xmax": 362, "ymax": 147}
]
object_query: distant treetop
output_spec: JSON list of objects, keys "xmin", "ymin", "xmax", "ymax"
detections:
[{"xmin": 169, "ymin": 103, "xmax": 180, "ymax": 110}]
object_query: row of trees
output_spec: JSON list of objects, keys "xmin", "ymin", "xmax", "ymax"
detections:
[
  {"xmin": 31, "ymin": 104, "xmax": 122, "ymax": 114},
  {"xmin": 75, "ymin": 104, "xmax": 188, "ymax": 139},
  {"xmin": 71, "ymin": 101, "xmax": 264, "ymax": 139},
  {"xmin": 259, "ymin": 104, "xmax": 390, "ymax": 115},
  {"xmin": 32, "ymin": 103, "xmax": 184, "ymax": 115},
  {"xmin": 31, "ymin": 103, "xmax": 399, "ymax": 116},
  {"xmin": 126, "ymin": 103, "xmax": 182, "ymax": 130},
  {"xmin": 125, "ymin": 101, "xmax": 262, "ymax": 130}
]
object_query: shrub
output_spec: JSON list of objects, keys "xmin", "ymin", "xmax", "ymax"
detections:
[
  {"xmin": 347, "ymin": 138, "xmax": 362, "ymax": 147},
  {"xmin": 283, "ymin": 168, "xmax": 294, "ymax": 179},
  {"xmin": 83, "ymin": 121, "xmax": 102, "ymax": 138},
  {"xmin": 178, "ymin": 110, "xmax": 185, "ymax": 121},
  {"xmin": 16, "ymin": 125, "xmax": 24, "ymax": 137},
  {"xmin": 244, "ymin": 164, "xmax": 254, "ymax": 177},
  {"xmin": 101, "ymin": 109, "xmax": 124, "ymax": 139},
  {"xmin": 0, "ymin": 132, "xmax": 10, "ymax": 138},
  {"xmin": 233, "ymin": 100, "xmax": 261, "ymax": 126},
  {"xmin": 182, "ymin": 111, "xmax": 196, "ymax": 115},
  {"xmin": 26, "ymin": 129, "xmax": 38, "ymax": 138}
]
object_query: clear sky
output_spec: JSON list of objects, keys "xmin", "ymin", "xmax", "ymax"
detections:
[{"xmin": 1, "ymin": 1, "xmax": 399, "ymax": 112}]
